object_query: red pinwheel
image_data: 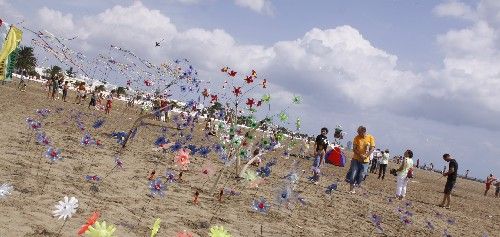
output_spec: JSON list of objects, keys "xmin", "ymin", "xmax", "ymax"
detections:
[
  {"xmin": 210, "ymin": 94, "xmax": 218, "ymax": 103},
  {"xmin": 77, "ymin": 212, "xmax": 100, "ymax": 235},
  {"xmin": 228, "ymin": 70, "xmax": 237, "ymax": 77},
  {"xmin": 244, "ymin": 76, "xmax": 254, "ymax": 84},
  {"xmin": 233, "ymin": 87, "xmax": 242, "ymax": 97},
  {"xmin": 261, "ymin": 79, "xmax": 267, "ymax": 88},
  {"xmin": 246, "ymin": 98, "xmax": 255, "ymax": 108},
  {"xmin": 144, "ymin": 80, "xmax": 152, "ymax": 86},
  {"xmin": 126, "ymin": 80, "xmax": 132, "ymax": 86},
  {"xmin": 221, "ymin": 66, "xmax": 229, "ymax": 72},
  {"xmin": 202, "ymin": 88, "xmax": 209, "ymax": 99}
]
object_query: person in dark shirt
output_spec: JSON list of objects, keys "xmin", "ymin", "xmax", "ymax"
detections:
[
  {"xmin": 315, "ymin": 127, "xmax": 329, "ymax": 166},
  {"xmin": 439, "ymin": 153, "xmax": 458, "ymax": 209}
]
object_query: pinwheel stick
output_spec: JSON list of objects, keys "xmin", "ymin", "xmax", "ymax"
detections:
[{"xmin": 57, "ymin": 219, "xmax": 68, "ymax": 237}]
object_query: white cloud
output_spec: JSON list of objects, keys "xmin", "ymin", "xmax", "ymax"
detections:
[
  {"xmin": 234, "ymin": 0, "xmax": 273, "ymax": 15},
  {"xmin": 434, "ymin": 0, "xmax": 500, "ymax": 113},
  {"xmin": 37, "ymin": 7, "xmax": 75, "ymax": 33},
  {"xmin": 433, "ymin": 0, "xmax": 475, "ymax": 20}
]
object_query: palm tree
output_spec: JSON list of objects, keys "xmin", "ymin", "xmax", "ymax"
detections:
[
  {"xmin": 15, "ymin": 46, "xmax": 37, "ymax": 73},
  {"xmin": 43, "ymin": 65, "xmax": 63, "ymax": 79},
  {"xmin": 94, "ymin": 85, "xmax": 106, "ymax": 93},
  {"xmin": 116, "ymin": 86, "xmax": 127, "ymax": 97},
  {"xmin": 66, "ymin": 67, "xmax": 76, "ymax": 78}
]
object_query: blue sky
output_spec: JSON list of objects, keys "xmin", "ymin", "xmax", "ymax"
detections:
[{"xmin": 1, "ymin": 0, "xmax": 499, "ymax": 179}]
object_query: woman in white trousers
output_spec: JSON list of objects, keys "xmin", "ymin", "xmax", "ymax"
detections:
[{"xmin": 396, "ymin": 150, "xmax": 414, "ymax": 200}]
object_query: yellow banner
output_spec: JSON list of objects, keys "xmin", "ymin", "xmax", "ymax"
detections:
[{"xmin": 0, "ymin": 26, "xmax": 22, "ymax": 81}]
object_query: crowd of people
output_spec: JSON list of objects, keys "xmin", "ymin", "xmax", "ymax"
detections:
[
  {"xmin": 312, "ymin": 125, "xmax": 499, "ymax": 210},
  {"xmin": 35, "ymin": 76, "xmax": 115, "ymax": 114}
]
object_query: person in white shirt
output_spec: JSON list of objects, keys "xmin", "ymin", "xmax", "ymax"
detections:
[
  {"xmin": 378, "ymin": 149, "xmax": 390, "ymax": 180},
  {"xmin": 395, "ymin": 150, "xmax": 414, "ymax": 200}
]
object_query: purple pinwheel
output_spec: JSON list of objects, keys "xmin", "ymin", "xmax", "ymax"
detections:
[
  {"xmin": 36, "ymin": 132, "xmax": 51, "ymax": 146},
  {"xmin": 154, "ymin": 136, "xmax": 168, "ymax": 147},
  {"xmin": 165, "ymin": 170, "xmax": 177, "ymax": 183},
  {"xmin": 111, "ymin": 131, "xmax": 128, "ymax": 145},
  {"xmin": 187, "ymin": 144, "xmax": 197, "ymax": 155},
  {"xmin": 92, "ymin": 119, "xmax": 105, "ymax": 129},
  {"xmin": 404, "ymin": 210, "xmax": 414, "ymax": 217},
  {"xmin": 325, "ymin": 182, "xmax": 338, "ymax": 194},
  {"xmin": 85, "ymin": 175, "xmax": 101, "ymax": 182},
  {"xmin": 170, "ymin": 142, "xmax": 182, "ymax": 152},
  {"xmin": 213, "ymin": 143, "xmax": 224, "ymax": 153},
  {"xmin": 370, "ymin": 213, "xmax": 384, "ymax": 233},
  {"xmin": 149, "ymin": 177, "xmax": 166, "ymax": 197},
  {"xmin": 404, "ymin": 201, "xmax": 412, "ymax": 208},
  {"xmin": 223, "ymin": 187, "xmax": 240, "ymax": 196},
  {"xmin": 114, "ymin": 156, "xmax": 124, "ymax": 168},
  {"xmin": 400, "ymin": 215, "xmax": 412, "ymax": 226},
  {"xmin": 45, "ymin": 147, "xmax": 62, "ymax": 162},
  {"xmin": 27, "ymin": 118, "xmax": 42, "ymax": 130},
  {"xmin": 252, "ymin": 197, "xmax": 270, "ymax": 214},
  {"xmin": 447, "ymin": 218, "xmax": 455, "ymax": 225},
  {"xmin": 257, "ymin": 166, "xmax": 271, "ymax": 177},
  {"xmin": 197, "ymin": 146, "xmax": 211, "ymax": 158},
  {"xmin": 36, "ymin": 108, "xmax": 51, "ymax": 117},
  {"xmin": 81, "ymin": 133, "xmax": 95, "ymax": 146},
  {"xmin": 276, "ymin": 185, "xmax": 293, "ymax": 207}
]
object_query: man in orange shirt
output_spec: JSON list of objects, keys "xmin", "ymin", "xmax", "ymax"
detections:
[{"xmin": 346, "ymin": 126, "xmax": 375, "ymax": 193}]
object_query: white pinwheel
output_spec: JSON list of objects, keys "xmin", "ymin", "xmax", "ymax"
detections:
[
  {"xmin": 0, "ymin": 183, "xmax": 13, "ymax": 198},
  {"xmin": 52, "ymin": 196, "xmax": 79, "ymax": 220}
]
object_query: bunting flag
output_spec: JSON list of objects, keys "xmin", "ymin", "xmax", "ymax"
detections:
[{"xmin": 0, "ymin": 25, "xmax": 23, "ymax": 81}]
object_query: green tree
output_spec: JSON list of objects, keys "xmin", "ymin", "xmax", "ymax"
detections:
[
  {"xmin": 116, "ymin": 86, "xmax": 127, "ymax": 96},
  {"xmin": 94, "ymin": 85, "xmax": 106, "ymax": 93},
  {"xmin": 43, "ymin": 65, "xmax": 63, "ymax": 79},
  {"xmin": 66, "ymin": 67, "xmax": 76, "ymax": 78},
  {"xmin": 15, "ymin": 46, "xmax": 37, "ymax": 73}
]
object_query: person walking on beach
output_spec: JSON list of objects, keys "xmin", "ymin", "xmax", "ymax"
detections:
[
  {"xmin": 51, "ymin": 77, "xmax": 59, "ymax": 100},
  {"xmin": 46, "ymin": 78, "xmax": 52, "ymax": 98},
  {"xmin": 378, "ymin": 149, "xmax": 390, "ymax": 180},
  {"xmin": 105, "ymin": 93, "xmax": 113, "ymax": 115},
  {"xmin": 88, "ymin": 91, "xmax": 97, "ymax": 109},
  {"xmin": 62, "ymin": 81, "xmax": 69, "ymax": 102},
  {"xmin": 439, "ymin": 153, "xmax": 458, "ymax": 209},
  {"xmin": 346, "ymin": 126, "xmax": 375, "ymax": 193},
  {"xmin": 395, "ymin": 150, "xmax": 414, "ymax": 200},
  {"xmin": 484, "ymin": 174, "xmax": 497, "ymax": 196}
]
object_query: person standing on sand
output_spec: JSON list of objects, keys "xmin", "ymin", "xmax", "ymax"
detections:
[
  {"xmin": 315, "ymin": 127, "xmax": 329, "ymax": 167},
  {"xmin": 346, "ymin": 126, "xmax": 375, "ymax": 194},
  {"xmin": 62, "ymin": 81, "xmax": 69, "ymax": 102},
  {"xmin": 51, "ymin": 77, "xmax": 59, "ymax": 100},
  {"xmin": 439, "ymin": 153, "xmax": 458, "ymax": 209},
  {"xmin": 105, "ymin": 93, "xmax": 113, "ymax": 115},
  {"xmin": 395, "ymin": 150, "xmax": 414, "ymax": 200},
  {"xmin": 378, "ymin": 149, "xmax": 390, "ymax": 180},
  {"xmin": 484, "ymin": 174, "xmax": 497, "ymax": 196}
]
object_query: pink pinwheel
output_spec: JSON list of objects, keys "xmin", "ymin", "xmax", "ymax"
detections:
[{"xmin": 175, "ymin": 148, "xmax": 190, "ymax": 170}]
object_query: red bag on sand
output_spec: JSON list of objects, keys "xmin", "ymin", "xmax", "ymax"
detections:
[{"xmin": 326, "ymin": 147, "xmax": 345, "ymax": 167}]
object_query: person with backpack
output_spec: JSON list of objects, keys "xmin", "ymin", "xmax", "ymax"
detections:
[{"xmin": 395, "ymin": 149, "xmax": 414, "ymax": 200}]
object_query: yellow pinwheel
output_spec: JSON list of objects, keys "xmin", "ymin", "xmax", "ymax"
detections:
[
  {"xmin": 85, "ymin": 221, "xmax": 116, "ymax": 237},
  {"xmin": 150, "ymin": 218, "xmax": 161, "ymax": 237},
  {"xmin": 209, "ymin": 226, "xmax": 231, "ymax": 237}
]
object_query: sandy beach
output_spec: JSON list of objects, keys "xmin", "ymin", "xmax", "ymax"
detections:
[{"xmin": 0, "ymin": 79, "xmax": 499, "ymax": 237}]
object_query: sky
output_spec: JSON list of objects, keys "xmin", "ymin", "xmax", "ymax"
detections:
[{"xmin": 1, "ymin": 0, "xmax": 499, "ymax": 179}]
